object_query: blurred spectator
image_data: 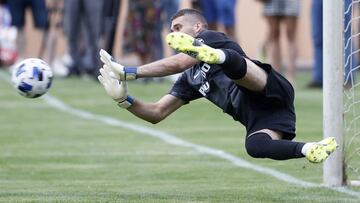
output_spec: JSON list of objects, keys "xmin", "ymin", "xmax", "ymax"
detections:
[
  {"xmin": 307, "ymin": 0, "xmax": 322, "ymax": 88},
  {"xmin": 260, "ymin": 0, "xmax": 299, "ymax": 84},
  {"xmin": 63, "ymin": 0, "xmax": 104, "ymax": 78},
  {"xmin": 122, "ymin": 0, "xmax": 163, "ymax": 65},
  {"xmin": 121, "ymin": 0, "xmax": 164, "ymax": 83},
  {"xmin": 7, "ymin": 0, "xmax": 48, "ymax": 60},
  {"xmin": 158, "ymin": 0, "xmax": 179, "ymax": 58},
  {"xmin": 102, "ymin": 0, "xmax": 121, "ymax": 55},
  {"xmin": 198, "ymin": 0, "xmax": 237, "ymax": 41},
  {"xmin": 40, "ymin": 0, "xmax": 63, "ymax": 65},
  {"xmin": 160, "ymin": 0, "xmax": 180, "ymax": 82},
  {"xmin": 0, "ymin": 0, "xmax": 18, "ymax": 66}
]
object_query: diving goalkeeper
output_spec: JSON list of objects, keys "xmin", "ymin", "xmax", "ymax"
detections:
[{"xmin": 98, "ymin": 8, "xmax": 337, "ymax": 163}]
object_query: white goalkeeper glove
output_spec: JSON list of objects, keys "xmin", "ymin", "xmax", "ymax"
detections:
[
  {"xmin": 98, "ymin": 67, "xmax": 134, "ymax": 109},
  {"xmin": 99, "ymin": 49, "xmax": 137, "ymax": 81}
]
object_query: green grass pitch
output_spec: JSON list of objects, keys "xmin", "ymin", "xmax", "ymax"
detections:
[{"xmin": 0, "ymin": 70, "xmax": 359, "ymax": 202}]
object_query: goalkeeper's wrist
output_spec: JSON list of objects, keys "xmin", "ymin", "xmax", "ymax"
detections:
[
  {"xmin": 124, "ymin": 67, "xmax": 138, "ymax": 80},
  {"xmin": 116, "ymin": 95, "xmax": 134, "ymax": 109}
]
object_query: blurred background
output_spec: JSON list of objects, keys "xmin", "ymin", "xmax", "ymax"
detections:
[{"xmin": 0, "ymin": 0, "xmax": 315, "ymax": 85}]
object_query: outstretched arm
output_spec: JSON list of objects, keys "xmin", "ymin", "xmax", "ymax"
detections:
[
  {"xmin": 136, "ymin": 53, "xmax": 198, "ymax": 78},
  {"xmin": 99, "ymin": 49, "xmax": 198, "ymax": 80},
  {"xmin": 127, "ymin": 94, "xmax": 185, "ymax": 124},
  {"xmin": 98, "ymin": 66, "xmax": 185, "ymax": 124}
]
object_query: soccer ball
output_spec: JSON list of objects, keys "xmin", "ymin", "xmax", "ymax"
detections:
[{"xmin": 11, "ymin": 58, "xmax": 53, "ymax": 98}]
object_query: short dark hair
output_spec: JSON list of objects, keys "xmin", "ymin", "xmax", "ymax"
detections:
[{"xmin": 170, "ymin": 8, "xmax": 208, "ymax": 28}]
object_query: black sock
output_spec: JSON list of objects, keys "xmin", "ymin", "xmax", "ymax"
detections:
[
  {"xmin": 220, "ymin": 49, "xmax": 247, "ymax": 80},
  {"xmin": 245, "ymin": 133, "xmax": 305, "ymax": 160}
]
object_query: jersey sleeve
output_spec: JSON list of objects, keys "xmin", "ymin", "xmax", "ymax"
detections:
[{"xmin": 169, "ymin": 73, "xmax": 203, "ymax": 104}]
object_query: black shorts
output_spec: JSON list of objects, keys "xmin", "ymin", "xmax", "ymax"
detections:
[
  {"xmin": 259, "ymin": 60, "xmax": 295, "ymax": 108},
  {"xmin": 243, "ymin": 60, "xmax": 296, "ymax": 140}
]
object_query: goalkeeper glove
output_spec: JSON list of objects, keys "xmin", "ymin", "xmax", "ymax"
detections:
[
  {"xmin": 99, "ymin": 49, "xmax": 137, "ymax": 81},
  {"xmin": 98, "ymin": 67, "xmax": 134, "ymax": 109}
]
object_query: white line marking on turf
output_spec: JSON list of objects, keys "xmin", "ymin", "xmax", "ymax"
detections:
[
  {"xmin": 0, "ymin": 71, "xmax": 358, "ymax": 198},
  {"xmin": 42, "ymin": 94, "xmax": 360, "ymax": 198}
]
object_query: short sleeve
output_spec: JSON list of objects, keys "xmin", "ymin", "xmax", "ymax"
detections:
[{"xmin": 169, "ymin": 73, "xmax": 203, "ymax": 104}]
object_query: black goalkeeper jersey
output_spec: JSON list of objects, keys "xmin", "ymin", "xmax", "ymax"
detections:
[{"xmin": 169, "ymin": 30, "xmax": 296, "ymax": 139}]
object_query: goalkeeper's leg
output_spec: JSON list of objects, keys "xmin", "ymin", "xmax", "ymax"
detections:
[
  {"xmin": 166, "ymin": 32, "xmax": 267, "ymax": 91},
  {"xmin": 166, "ymin": 32, "xmax": 222, "ymax": 64},
  {"xmin": 245, "ymin": 133, "xmax": 338, "ymax": 163},
  {"xmin": 245, "ymin": 133, "xmax": 305, "ymax": 160},
  {"xmin": 166, "ymin": 32, "xmax": 246, "ymax": 79},
  {"xmin": 304, "ymin": 137, "xmax": 338, "ymax": 163}
]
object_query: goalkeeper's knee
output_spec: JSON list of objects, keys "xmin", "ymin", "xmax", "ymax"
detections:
[
  {"xmin": 220, "ymin": 49, "xmax": 247, "ymax": 80},
  {"xmin": 245, "ymin": 133, "xmax": 272, "ymax": 158}
]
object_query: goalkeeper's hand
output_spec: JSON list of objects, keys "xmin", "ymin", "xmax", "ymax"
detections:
[
  {"xmin": 99, "ymin": 49, "xmax": 137, "ymax": 81},
  {"xmin": 98, "ymin": 67, "xmax": 134, "ymax": 109}
]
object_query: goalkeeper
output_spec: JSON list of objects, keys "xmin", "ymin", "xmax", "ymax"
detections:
[{"xmin": 98, "ymin": 8, "xmax": 337, "ymax": 163}]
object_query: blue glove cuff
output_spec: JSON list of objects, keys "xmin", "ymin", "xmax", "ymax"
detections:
[
  {"xmin": 126, "ymin": 95, "xmax": 134, "ymax": 104},
  {"xmin": 117, "ymin": 95, "xmax": 135, "ymax": 109},
  {"xmin": 124, "ymin": 67, "xmax": 138, "ymax": 80}
]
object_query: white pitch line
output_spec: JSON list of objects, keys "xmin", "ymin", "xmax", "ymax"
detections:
[
  {"xmin": 42, "ymin": 94, "xmax": 360, "ymax": 198},
  {"xmin": 0, "ymin": 71, "xmax": 359, "ymax": 198}
]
